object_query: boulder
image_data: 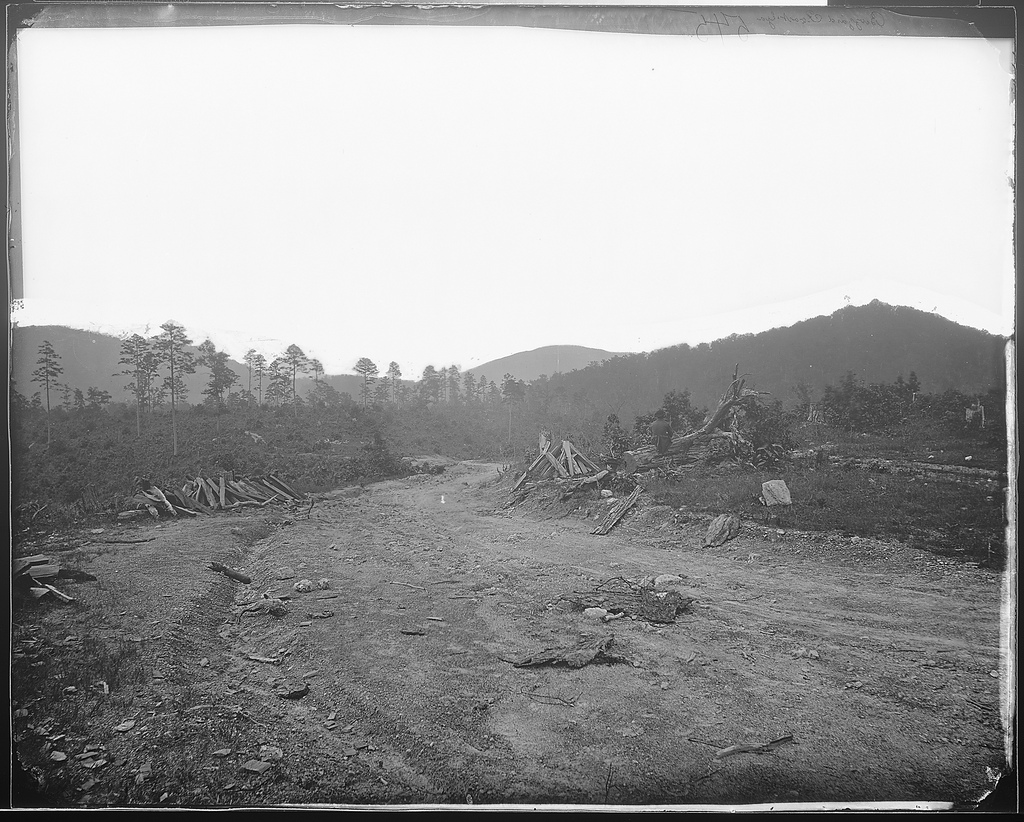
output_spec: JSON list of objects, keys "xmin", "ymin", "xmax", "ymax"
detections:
[
  {"xmin": 761, "ymin": 480, "xmax": 792, "ymax": 506},
  {"xmin": 703, "ymin": 514, "xmax": 741, "ymax": 548}
]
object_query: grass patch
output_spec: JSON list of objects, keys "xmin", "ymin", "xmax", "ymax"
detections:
[
  {"xmin": 11, "ymin": 572, "xmax": 263, "ymax": 808},
  {"xmin": 645, "ymin": 463, "xmax": 1007, "ymax": 565}
]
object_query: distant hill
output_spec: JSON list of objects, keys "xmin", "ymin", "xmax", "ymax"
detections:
[
  {"xmin": 467, "ymin": 345, "xmax": 624, "ymax": 383},
  {"xmin": 542, "ymin": 301, "xmax": 1007, "ymax": 422}
]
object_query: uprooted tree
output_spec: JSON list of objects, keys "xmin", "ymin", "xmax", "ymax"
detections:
[{"xmin": 619, "ymin": 367, "xmax": 768, "ymax": 474}]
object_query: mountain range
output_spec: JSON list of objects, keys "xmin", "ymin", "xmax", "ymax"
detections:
[{"xmin": 9, "ymin": 302, "xmax": 1007, "ymax": 413}]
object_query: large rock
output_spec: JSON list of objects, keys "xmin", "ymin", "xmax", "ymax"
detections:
[
  {"xmin": 762, "ymin": 480, "xmax": 792, "ymax": 506},
  {"xmin": 703, "ymin": 514, "xmax": 741, "ymax": 548}
]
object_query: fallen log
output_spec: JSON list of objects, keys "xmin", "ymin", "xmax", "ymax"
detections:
[
  {"xmin": 715, "ymin": 734, "xmax": 795, "ymax": 760},
  {"xmin": 210, "ymin": 562, "xmax": 252, "ymax": 584},
  {"xmin": 513, "ymin": 635, "xmax": 626, "ymax": 669},
  {"xmin": 96, "ymin": 537, "xmax": 156, "ymax": 545},
  {"xmin": 621, "ymin": 367, "xmax": 767, "ymax": 474},
  {"xmin": 591, "ymin": 486, "xmax": 642, "ymax": 535}
]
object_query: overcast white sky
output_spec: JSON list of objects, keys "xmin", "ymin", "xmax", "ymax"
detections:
[{"xmin": 12, "ymin": 22, "xmax": 1015, "ymax": 377}]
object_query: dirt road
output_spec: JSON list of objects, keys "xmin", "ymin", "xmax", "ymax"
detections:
[{"xmin": 13, "ymin": 460, "xmax": 1010, "ymax": 808}]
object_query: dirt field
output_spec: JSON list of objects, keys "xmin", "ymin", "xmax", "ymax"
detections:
[{"xmin": 11, "ymin": 460, "xmax": 1012, "ymax": 809}]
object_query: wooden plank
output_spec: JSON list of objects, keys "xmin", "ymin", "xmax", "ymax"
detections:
[
  {"xmin": 268, "ymin": 474, "xmax": 303, "ymax": 499},
  {"xmin": 200, "ymin": 478, "xmax": 220, "ymax": 509},
  {"xmin": 591, "ymin": 486, "xmax": 642, "ymax": 535},
  {"xmin": 25, "ymin": 564, "xmax": 59, "ymax": 580},
  {"xmin": 562, "ymin": 442, "xmax": 578, "ymax": 476},
  {"xmin": 219, "ymin": 476, "xmax": 227, "ymax": 508},
  {"xmin": 175, "ymin": 488, "xmax": 210, "ymax": 514},
  {"xmin": 255, "ymin": 478, "xmax": 289, "ymax": 499},
  {"xmin": 227, "ymin": 480, "xmax": 255, "ymax": 501},
  {"xmin": 181, "ymin": 489, "xmax": 214, "ymax": 515},
  {"xmin": 13, "ymin": 555, "xmax": 53, "ymax": 574},
  {"xmin": 264, "ymin": 475, "xmax": 299, "ymax": 500},
  {"xmin": 511, "ymin": 472, "xmax": 530, "ymax": 493},
  {"xmin": 543, "ymin": 451, "xmax": 569, "ymax": 478},
  {"xmin": 526, "ymin": 451, "xmax": 549, "ymax": 473},
  {"xmin": 234, "ymin": 479, "xmax": 269, "ymax": 501},
  {"xmin": 148, "ymin": 485, "xmax": 178, "ymax": 516},
  {"xmin": 41, "ymin": 583, "xmax": 75, "ymax": 603}
]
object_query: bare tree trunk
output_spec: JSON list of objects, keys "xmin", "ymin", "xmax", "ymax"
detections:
[
  {"xmin": 621, "ymin": 368, "xmax": 766, "ymax": 474},
  {"xmin": 170, "ymin": 353, "xmax": 178, "ymax": 457}
]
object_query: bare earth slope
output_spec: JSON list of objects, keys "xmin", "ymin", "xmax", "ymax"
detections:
[{"xmin": 12, "ymin": 461, "xmax": 1009, "ymax": 809}]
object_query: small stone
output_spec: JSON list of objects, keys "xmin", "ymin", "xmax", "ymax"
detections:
[
  {"xmin": 212, "ymin": 749, "xmax": 231, "ymax": 758},
  {"xmin": 50, "ymin": 751, "xmax": 67, "ymax": 762},
  {"xmin": 259, "ymin": 745, "xmax": 283, "ymax": 762},
  {"xmin": 317, "ymin": 578, "xmax": 331, "ymax": 590},
  {"xmin": 241, "ymin": 760, "xmax": 273, "ymax": 774},
  {"xmin": 583, "ymin": 607, "xmax": 608, "ymax": 620},
  {"xmin": 274, "ymin": 567, "xmax": 297, "ymax": 581},
  {"xmin": 293, "ymin": 579, "xmax": 314, "ymax": 594},
  {"xmin": 113, "ymin": 720, "xmax": 136, "ymax": 733}
]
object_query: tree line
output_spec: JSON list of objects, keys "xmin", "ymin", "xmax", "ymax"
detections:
[
  {"xmin": 18, "ymin": 323, "xmax": 1003, "ymax": 471},
  {"xmin": 17, "ymin": 325, "xmax": 539, "ymax": 457}
]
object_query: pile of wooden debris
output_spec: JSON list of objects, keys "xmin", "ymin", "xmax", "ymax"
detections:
[
  {"xmin": 12, "ymin": 555, "xmax": 95, "ymax": 603},
  {"xmin": 123, "ymin": 473, "xmax": 305, "ymax": 520},
  {"xmin": 511, "ymin": 438, "xmax": 605, "ymax": 493}
]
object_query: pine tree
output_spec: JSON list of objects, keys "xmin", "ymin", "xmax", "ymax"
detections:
[
  {"xmin": 501, "ymin": 373, "xmax": 526, "ymax": 444},
  {"xmin": 446, "ymin": 364, "xmax": 461, "ymax": 404},
  {"xmin": 243, "ymin": 349, "xmax": 261, "ymax": 407},
  {"xmin": 354, "ymin": 358, "xmax": 379, "ymax": 409},
  {"xmin": 153, "ymin": 321, "xmax": 196, "ymax": 456},
  {"xmin": 31, "ymin": 340, "xmax": 63, "ymax": 447},
  {"xmin": 387, "ymin": 362, "xmax": 402, "ymax": 404},
  {"xmin": 266, "ymin": 358, "xmax": 290, "ymax": 407},
  {"xmin": 118, "ymin": 333, "xmax": 158, "ymax": 438},
  {"xmin": 248, "ymin": 351, "xmax": 268, "ymax": 406},
  {"xmin": 907, "ymin": 371, "xmax": 921, "ymax": 398},
  {"xmin": 283, "ymin": 345, "xmax": 309, "ymax": 415},
  {"xmin": 463, "ymin": 371, "xmax": 476, "ymax": 402},
  {"xmin": 86, "ymin": 386, "xmax": 111, "ymax": 409},
  {"xmin": 419, "ymin": 365, "xmax": 441, "ymax": 403},
  {"xmin": 197, "ymin": 339, "xmax": 239, "ymax": 432}
]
